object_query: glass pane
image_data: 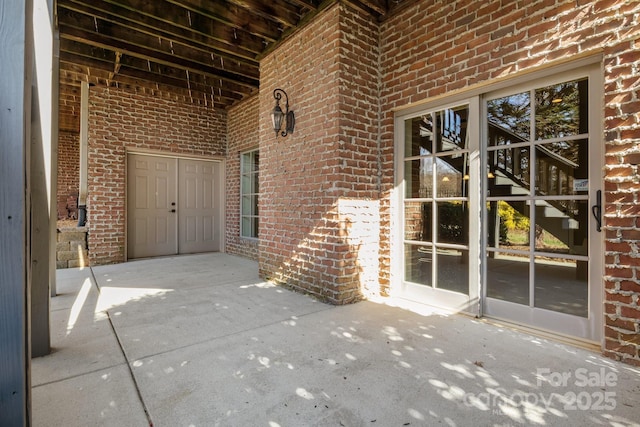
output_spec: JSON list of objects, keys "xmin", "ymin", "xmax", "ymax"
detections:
[
  {"xmin": 405, "ymin": 115, "xmax": 434, "ymax": 157},
  {"xmin": 253, "ymin": 171, "xmax": 259, "ymax": 194},
  {"xmin": 241, "ymin": 173, "xmax": 253, "ymax": 194},
  {"xmin": 404, "ymin": 201, "xmax": 432, "ymax": 242},
  {"xmin": 487, "ymin": 201, "xmax": 530, "ymax": 251},
  {"xmin": 436, "ymin": 155, "xmax": 468, "ymax": 198},
  {"xmin": 241, "ymin": 195, "xmax": 254, "ymax": 215},
  {"xmin": 405, "ymin": 158, "xmax": 433, "ymax": 198},
  {"xmin": 436, "ymin": 106, "xmax": 468, "ymax": 152},
  {"xmin": 535, "ymin": 139, "xmax": 588, "ymax": 196},
  {"xmin": 252, "ymin": 151, "xmax": 260, "ymax": 171},
  {"xmin": 241, "ymin": 153, "xmax": 248, "ymax": 171},
  {"xmin": 535, "ymin": 78, "xmax": 588, "ymax": 140},
  {"xmin": 534, "ymin": 200, "xmax": 588, "ymax": 256},
  {"xmin": 436, "ymin": 249, "xmax": 469, "ymax": 294},
  {"xmin": 534, "ymin": 257, "xmax": 588, "ymax": 317},
  {"xmin": 241, "ymin": 217, "xmax": 252, "ymax": 237},
  {"xmin": 487, "ymin": 92, "xmax": 531, "ymax": 143},
  {"xmin": 486, "ymin": 252, "xmax": 530, "ymax": 305},
  {"xmin": 405, "ymin": 245, "xmax": 432, "ymax": 286},
  {"xmin": 436, "ymin": 201, "xmax": 468, "ymax": 245},
  {"xmin": 487, "ymin": 146, "xmax": 530, "ymax": 196}
]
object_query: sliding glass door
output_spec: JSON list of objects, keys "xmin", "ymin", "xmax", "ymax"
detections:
[
  {"xmin": 395, "ymin": 64, "xmax": 602, "ymax": 342},
  {"xmin": 483, "ymin": 69, "xmax": 602, "ymax": 341},
  {"xmin": 398, "ymin": 101, "xmax": 480, "ymax": 314}
]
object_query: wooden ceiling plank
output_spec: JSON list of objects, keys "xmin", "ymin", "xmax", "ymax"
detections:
[
  {"xmin": 60, "ymin": 61, "xmax": 233, "ymax": 108},
  {"xmin": 226, "ymin": 0, "xmax": 303, "ymax": 28},
  {"xmin": 57, "ymin": 8, "xmax": 263, "ymax": 76},
  {"xmin": 165, "ymin": 0, "xmax": 284, "ymax": 42},
  {"xmin": 119, "ymin": 56, "xmax": 252, "ymax": 96},
  {"xmin": 60, "ymin": 38, "xmax": 250, "ymax": 95},
  {"xmin": 285, "ymin": 0, "xmax": 320, "ymax": 11},
  {"xmin": 58, "ymin": 22, "xmax": 259, "ymax": 88},
  {"xmin": 356, "ymin": 0, "xmax": 387, "ymax": 16},
  {"xmin": 94, "ymin": 0, "xmax": 268, "ymax": 54},
  {"xmin": 59, "ymin": 45, "xmax": 251, "ymax": 99},
  {"xmin": 58, "ymin": 0, "xmax": 261, "ymax": 63}
]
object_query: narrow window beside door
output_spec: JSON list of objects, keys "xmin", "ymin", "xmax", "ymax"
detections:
[{"xmin": 241, "ymin": 150, "xmax": 259, "ymax": 238}]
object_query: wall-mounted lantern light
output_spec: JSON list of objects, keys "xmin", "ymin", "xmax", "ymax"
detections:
[{"xmin": 271, "ymin": 88, "xmax": 295, "ymax": 137}]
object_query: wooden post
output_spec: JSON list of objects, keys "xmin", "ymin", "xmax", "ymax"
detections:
[
  {"xmin": 50, "ymin": 6, "xmax": 60, "ymax": 298},
  {"xmin": 30, "ymin": 0, "xmax": 55, "ymax": 358},
  {"xmin": 0, "ymin": 0, "xmax": 32, "ymax": 424}
]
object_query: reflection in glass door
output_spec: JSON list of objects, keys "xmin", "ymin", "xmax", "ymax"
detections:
[
  {"xmin": 483, "ymin": 71, "xmax": 602, "ymax": 341},
  {"xmin": 401, "ymin": 104, "xmax": 479, "ymax": 313}
]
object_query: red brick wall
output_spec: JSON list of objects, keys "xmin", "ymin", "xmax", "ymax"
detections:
[
  {"xmin": 226, "ymin": 94, "xmax": 259, "ymax": 260},
  {"xmin": 379, "ymin": 0, "xmax": 640, "ymax": 364},
  {"xmin": 78, "ymin": 0, "xmax": 640, "ymax": 363},
  {"xmin": 87, "ymin": 85, "xmax": 226, "ymax": 265},
  {"xmin": 258, "ymin": 3, "xmax": 381, "ymax": 303},
  {"xmin": 603, "ymin": 37, "xmax": 640, "ymax": 366},
  {"xmin": 57, "ymin": 130, "xmax": 79, "ymax": 219}
]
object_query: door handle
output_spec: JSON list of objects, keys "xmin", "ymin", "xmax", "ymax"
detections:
[
  {"xmin": 170, "ymin": 209, "xmax": 176, "ymax": 213},
  {"xmin": 591, "ymin": 190, "xmax": 602, "ymax": 232}
]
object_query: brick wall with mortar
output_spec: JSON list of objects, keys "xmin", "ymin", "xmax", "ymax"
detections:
[
  {"xmin": 603, "ymin": 37, "xmax": 640, "ymax": 366},
  {"xmin": 226, "ymin": 94, "xmax": 260, "ymax": 260},
  {"xmin": 258, "ymin": 2, "xmax": 381, "ymax": 304},
  {"xmin": 377, "ymin": 0, "xmax": 640, "ymax": 364},
  {"xmin": 87, "ymin": 85, "xmax": 226, "ymax": 265},
  {"xmin": 57, "ymin": 130, "xmax": 79, "ymax": 219}
]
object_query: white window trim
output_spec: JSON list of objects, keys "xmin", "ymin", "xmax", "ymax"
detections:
[{"xmin": 240, "ymin": 149, "xmax": 259, "ymax": 240}]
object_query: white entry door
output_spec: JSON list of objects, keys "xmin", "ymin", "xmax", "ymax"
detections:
[
  {"xmin": 178, "ymin": 158, "xmax": 221, "ymax": 254},
  {"xmin": 127, "ymin": 153, "xmax": 222, "ymax": 259}
]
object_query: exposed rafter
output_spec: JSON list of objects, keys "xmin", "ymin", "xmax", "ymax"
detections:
[{"xmin": 56, "ymin": 0, "xmax": 395, "ymax": 129}]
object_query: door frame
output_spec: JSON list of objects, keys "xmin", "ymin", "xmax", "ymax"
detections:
[
  {"xmin": 480, "ymin": 64, "xmax": 604, "ymax": 343},
  {"xmin": 391, "ymin": 58, "xmax": 604, "ymax": 344},
  {"xmin": 393, "ymin": 97, "xmax": 482, "ymax": 316},
  {"xmin": 125, "ymin": 149, "xmax": 226, "ymax": 261}
]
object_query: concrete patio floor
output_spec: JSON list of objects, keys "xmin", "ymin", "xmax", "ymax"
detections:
[{"xmin": 32, "ymin": 253, "xmax": 640, "ymax": 426}]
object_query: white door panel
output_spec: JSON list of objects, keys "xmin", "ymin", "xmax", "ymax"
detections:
[
  {"xmin": 127, "ymin": 154, "xmax": 178, "ymax": 258},
  {"xmin": 128, "ymin": 154, "xmax": 222, "ymax": 259},
  {"xmin": 178, "ymin": 158, "xmax": 221, "ymax": 254}
]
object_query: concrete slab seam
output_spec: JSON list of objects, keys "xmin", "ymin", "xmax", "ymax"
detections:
[
  {"xmin": 89, "ymin": 267, "xmax": 155, "ymax": 427},
  {"xmin": 127, "ymin": 305, "xmax": 336, "ymax": 362}
]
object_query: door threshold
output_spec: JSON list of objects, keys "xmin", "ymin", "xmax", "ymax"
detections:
[{"xmin": 479, "ymin": 315, "xmax": 602, "ymax": 353}]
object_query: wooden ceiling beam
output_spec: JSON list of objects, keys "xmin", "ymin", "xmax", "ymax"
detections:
[
  {"xmin": 357, "ymin": 0, "xmax": 387, "ymax": 16},
  {"xmin": 286, "ymin": 0, "xmax": 320, "ymax": 10},
  {"xmin": 226, "ymin": 0, "xmax": 303, "ymax": 27},
  {"xmin": 98, "ymin": 0, "xmax": 267, "ymax": 54},
  {"xmin": 58, "ymin": 22, "xmax": 259, "ymax": 89},
  {"xmin": 58, "ymin": 0, "xmax": 260, "ymax": 64},
  {"xmin": 165, "ymin": 0, "xmax": 285, "ymax": 42},
  {"xmin": 60, "ymin": 38, "xmax": 252, "ymax": 99},
  {"xmin": 59, "ymin": 65, "xmax": 230, "ymax": 109},
  {"xmin": 59, "ymin": 53, "xmax": 245, "ymax": 105},
  {"xmin": 57, "ymin": 9, "xmax": 261, "ymax": 80}
]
